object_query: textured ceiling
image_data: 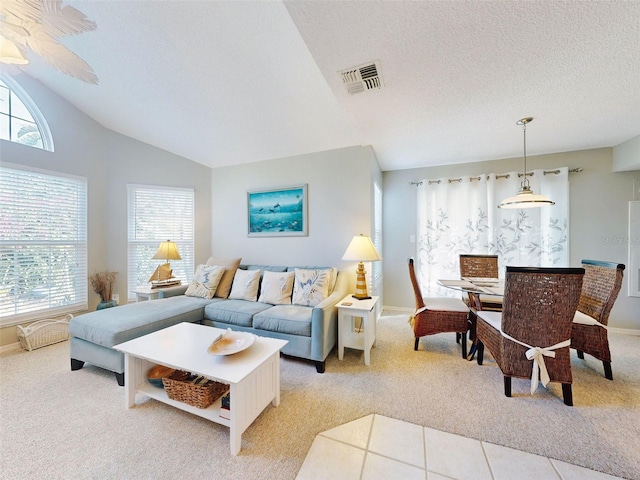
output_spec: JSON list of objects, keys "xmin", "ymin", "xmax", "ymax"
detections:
[{"xmin": 6, "ymin": 0, "xmax": 640, "ymax": 171}]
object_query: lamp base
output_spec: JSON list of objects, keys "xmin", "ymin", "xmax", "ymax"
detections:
[
  {"xmin": 352, "ymin": 294, "xmax": 371, "ymax": 300},
  {"xmin": 158, "ymin": 262, "xmax": 170, "ymax": 282},
  {"xmin": 148, "ymin": 262, "xmax": 173, "ymax": 284},
  {"xmin": 353, "ymin": 262, "xmax": 370, "ymax": 300}
]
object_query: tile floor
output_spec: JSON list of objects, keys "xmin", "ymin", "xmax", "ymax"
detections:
[{"xmin": 296, "ymin": 414, "xmax": 622, "ymax": 480}]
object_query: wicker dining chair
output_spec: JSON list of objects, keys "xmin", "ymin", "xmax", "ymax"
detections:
[
  {"xmin": 572, "ymin": 259, "xmax": 625, "ymax": 380},
  {"xmin": 408, "ymin": 258, "xmax": 469, "ymax": 358},
  {"xmin": 476, "ymin": 266, "xmax": 584, "ymax": 406},
  {"xmin": 459, "ymin": 254, "xmax": 503, "ymax": 311}
]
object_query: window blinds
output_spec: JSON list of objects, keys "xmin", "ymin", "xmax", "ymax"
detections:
[
  {"xmin": 372, "ymin": 182, "xmax": 383, "ymax": 297},
  {"xmin": 127, "ymin": 184, "xmax": 194, "ymax": 301},
  {"xmin": 0, "ymin": 164, "xmax": 87, "ymax": 323}
]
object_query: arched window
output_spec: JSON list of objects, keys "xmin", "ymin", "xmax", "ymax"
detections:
[{"xmin": 0, "ymin": 74, "xmax": 53, "ymax": 151}]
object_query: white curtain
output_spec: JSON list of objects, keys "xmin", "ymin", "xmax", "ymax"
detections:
[{"xmin": 416, "ymin": 167, "xmax": 569, "ymax": 296}]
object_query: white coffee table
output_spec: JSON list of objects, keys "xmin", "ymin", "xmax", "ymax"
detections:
[{"xmin": 113, "ymin": 322, "xmax": 288, "ymax": 455}]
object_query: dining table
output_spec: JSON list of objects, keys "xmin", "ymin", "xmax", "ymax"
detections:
[{"xmin": 437, "ymin": 277, "xmax": 504, "ymax": 360}]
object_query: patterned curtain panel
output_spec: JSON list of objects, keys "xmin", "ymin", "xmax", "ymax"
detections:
[{"xmin": 416, "ymin": 167, "xmax": 569, "ymax": 296}]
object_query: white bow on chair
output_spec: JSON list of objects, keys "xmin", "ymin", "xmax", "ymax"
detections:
[{"xmin": 501, "ymin": 331, "xmax": 571, "ymax": 394}]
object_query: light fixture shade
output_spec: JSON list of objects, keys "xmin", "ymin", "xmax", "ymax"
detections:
[
  {"xmin": 0, "ymin": 35, "xmax": 29, "ymax": 65},
  {"xmin": 152, "ymin": 240, "xmax": 182, "ymax": 261},
  {"xmin": 499, "ymin": 188, "xmax": 555, "ymax": 209},
  {"xmin": 342, "ymin": 234, "xmax": 382, "ymax": 262}
]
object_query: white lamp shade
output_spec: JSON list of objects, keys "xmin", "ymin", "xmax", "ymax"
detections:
[
  {"xmin": 498, "ymin": 190, "xmax": 555, "ymax": 209},
  {"xmin": 342, "ymin": 234, "xmax": 382, "ymax": 262},
  {"xmin": 152, "ymin": 240, "xmax": 182, "ymax": 261}
]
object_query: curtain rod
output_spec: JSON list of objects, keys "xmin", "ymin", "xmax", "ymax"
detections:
[{"xmin": 409, "ymin": 167, "xmax": 583, "ymax": 186}]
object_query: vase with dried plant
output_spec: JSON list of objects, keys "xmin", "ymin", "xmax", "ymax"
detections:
[{"xmin": 89, "ymin": 270, "xmax": 118, "ymax": 310}]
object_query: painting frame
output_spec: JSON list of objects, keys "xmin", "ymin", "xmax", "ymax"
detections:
[{"xmin": 247, "ymin": 184, "xmax": 308, "ymax": 237}]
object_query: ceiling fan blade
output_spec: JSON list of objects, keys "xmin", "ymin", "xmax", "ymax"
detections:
[
  {"xmin": 41, "ymin": 0, "xmax": 97, "ymax": 37},
  {"xmin": 0, "ymin": 0, "xmax": 45, "ymax": 25},
  {"xmin": 27, "ymin": 35, "xmax": 98, "ymax": 84}
]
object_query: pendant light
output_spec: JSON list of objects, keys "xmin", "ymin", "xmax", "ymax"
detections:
[{"xmin": 498, "ymin": 117, "xmax": 554, "ymax": 209}]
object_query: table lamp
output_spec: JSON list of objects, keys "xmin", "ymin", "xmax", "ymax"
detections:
[
  {"xmin": 150, "ymin": 240, "xmax": 181, "ymax": 283},
  {"xmin": 342, "ymin": 234, "xmax": 382, "ymax": 300}
]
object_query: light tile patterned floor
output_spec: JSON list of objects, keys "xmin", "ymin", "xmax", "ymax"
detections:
[{"xmin": 296, "ymin": 414, "xmax": 622, "ymax": 480}]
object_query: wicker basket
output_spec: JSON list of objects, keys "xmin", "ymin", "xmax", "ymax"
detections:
[
  {"xmin": 16, "ymin": 314, "xmax": 73, "ymax": 351},
  {"xmin": 162, "ymin": 370, "xmax": 228, "ymax": 409}
]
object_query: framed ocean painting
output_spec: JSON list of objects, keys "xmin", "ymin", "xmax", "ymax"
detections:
[{"xmin": 247, "ymin": 184, "xmax": 308, "ymax": 237}]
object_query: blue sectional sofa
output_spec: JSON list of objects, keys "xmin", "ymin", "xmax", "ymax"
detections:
[{"xmin": 69, "ymin": 265, "xmax": 350, "ymax": 385}]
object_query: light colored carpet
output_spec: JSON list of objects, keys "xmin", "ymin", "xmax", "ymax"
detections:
[{"xmin": 1, "ymin": 314, "xmax": 638, "ymax": 480}]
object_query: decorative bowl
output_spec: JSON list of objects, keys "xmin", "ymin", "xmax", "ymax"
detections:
[
  {"xmin": 147, "ymin": 365, "xmax": 175, "ymax": 388},
  {"xmin": 207, "ymin": 330, "xmax": 255, "ymax": 356}
]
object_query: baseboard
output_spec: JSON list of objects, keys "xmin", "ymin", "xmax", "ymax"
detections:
[
  {"xmin": 0, "ymin": 342, "xmax": 22, "ymax": 354},
  {"xmin": 382, "ymin": 305, "xmax": 413, "ymax": 314},
  {"xmin": 609, "ymin": 326, "xmax": 640, "ymax": 336}
]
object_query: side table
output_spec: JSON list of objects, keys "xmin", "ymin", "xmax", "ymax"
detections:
[
  {"xmin": 337, "ymin": 295, "xmax": 380, "ymax": 366},
  {"xmin": 130, "ymin": 284, "xmax": 184, "ymax": 302},
  {"xmin": 131, "ymin": 286, "xmax": 161, "ymax": 302}
]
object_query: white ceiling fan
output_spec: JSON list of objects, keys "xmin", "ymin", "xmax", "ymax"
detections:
[{"xmin": 0, "ymin": 0, "xmax": 98, "ymax": 84}]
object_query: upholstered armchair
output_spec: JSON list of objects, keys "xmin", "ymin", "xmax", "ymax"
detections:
[
  {"xmin": 408, "ymin": 258, "xmax": 469, "ymax": 358},
  {"xmin": 572, "ymin": 259, "xmax": 625, "ymax": 380},
  {"xmin": 476, "ymin": 266, "xmax": 584, "ymax": 406}
]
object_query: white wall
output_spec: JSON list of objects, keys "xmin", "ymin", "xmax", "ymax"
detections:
[
  {"xmin": 211, "ymin": 146, "xmax": 380, "ymax": 272},
  {"xmin": 101, "ymin": 131, "xmax": 213, "ymax": 300},
  {"xmin": 5, "ymin": 72, "xmax": 634, "ymax": 334},
  {"xmin": 613, "ymin": 135, "xmax": 640, "ymax": 173},
  {"xmin": 0, "ymin": 73, "xmax": 212, "ymax": 345},
  {"xmin": 383, "ymin": 148, "xmax": 640, "ymax": 331}
]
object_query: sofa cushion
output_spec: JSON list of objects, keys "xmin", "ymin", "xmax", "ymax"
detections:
[
  {"xmin": 185, "ymin": 264, "xmax": 225, "ymax": 299},
  {"xmin": 258, "ymin": 270, "xmax": 295, "ymax": 305},
  {"xmin": 229, "ymin": 268, "xmax": 261, "ymax": 301},
  {"xmin": 288, "ymin": 266, "xmax": 338, "ymax": 293},
  {"xmin": 253, "ymin": 305, "xmax": 313, "ymax": 337},
  {"xmin": 204, "ymin": 299, "xmax": 273, "ymax": 327},
  {"xmin": 206, "ymin": 256, "xmax": 242, "ymax": 298},
  {"xmin": 69, "ymin": 295, "xmax": 219, "ymax": 347},
  {"xmin": 292, "ymin": 268, "xmax": 331, "ymax": 307}
]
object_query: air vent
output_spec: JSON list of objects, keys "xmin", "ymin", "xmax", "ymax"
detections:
[{"xmin": 339, "ymin": 61, "xmax": 383, "ymax": 95}]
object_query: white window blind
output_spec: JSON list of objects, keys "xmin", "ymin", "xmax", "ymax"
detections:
[
  {"xmin": 127, "ymin": 184, "xmax": 194, "ymax": 301},
  {"xmin": 372, "ymin": 182, "xmax": 383, "ymax": 298},
  {"xmin": 0, "ymin": 164, "xmax": 87, "ymax": 324}
]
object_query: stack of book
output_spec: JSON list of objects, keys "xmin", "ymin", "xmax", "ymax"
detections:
[{"xmin": 220, "ymin": 392, "xmax": 230, "ymax": 419}]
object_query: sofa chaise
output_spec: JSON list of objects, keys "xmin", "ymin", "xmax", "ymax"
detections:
[{"xmin": 69, "ymin": 263, "xmax": 350, "ymax": 385}]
